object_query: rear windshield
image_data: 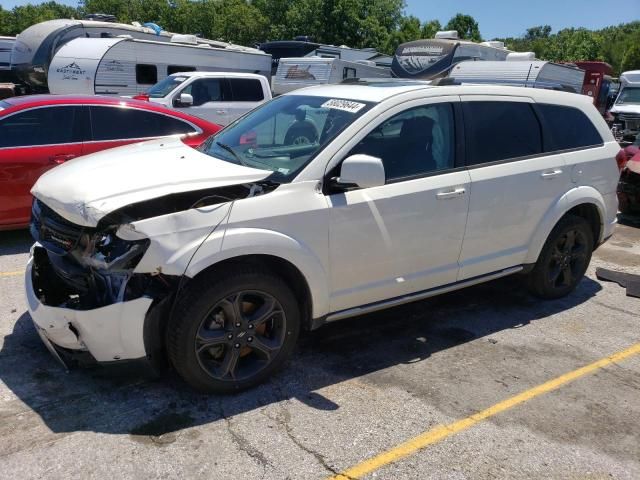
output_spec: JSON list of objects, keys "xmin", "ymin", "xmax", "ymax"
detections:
[{"xmin": 147, "ymin": 75, "xmax": 189, "ymax": 98}]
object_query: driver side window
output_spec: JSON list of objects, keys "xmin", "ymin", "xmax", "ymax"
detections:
[
  {"xmin": 349, "ymin": 103, "xmax": 455, "ymax": 182},
  {"xmin": 181, "ymin": 78, "xmax": 223, "ymax": 106}
]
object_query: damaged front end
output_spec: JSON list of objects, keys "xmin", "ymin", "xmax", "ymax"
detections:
[
  {"xmin": 26, "ymin": 180, "xmax": 278, "ymax": 369},
  {"xmin": 27, "ymin": 199, "xmax": 180, "ymax": 368},
  {"xmin": 30, "ymin": 199, "xmax": 176, "ymax": 310}
]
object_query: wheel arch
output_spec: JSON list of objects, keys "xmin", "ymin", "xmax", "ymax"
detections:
[
  {"xmin": 184, "ymin": 227, "xmax": 330, "ymax": 324},
  {"xmin": 525, "ymin": 187, "xmax": 606, "ymax": 265}
]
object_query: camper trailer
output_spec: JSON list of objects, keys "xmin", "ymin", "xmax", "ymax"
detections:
[
  {"xmin": 392, "ymin": 31, "xmax": 513, "ymax": 80},
  {"xmin": 448, "ymin": 59, "xmax": 585, "ymax": 94},
  {"xmin": 259, "ymin": 38, "xmax": 392, "ymax": 76},
  {"xmin": 272, "ymin": 57, "xmax": 390, "ymax": 95},
  {"xmin": 47, "ymin": 36, "xmax": 272, "ymax": 96},
  {"xmin": 0, "ymin": 37, "xmax": 15, "ymax": 82},
  {"xmin": 12, "ymin": 18, "xmax": 265, "ymax": 92},
  {"xmin": 610, "ymin": 70, "xmax": 640, "ymax": 144}
]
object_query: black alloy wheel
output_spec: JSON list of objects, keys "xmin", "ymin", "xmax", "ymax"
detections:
[
  {"xmin": 195, "ymin": 291, "xmax": 286, "ymax": 382},
  {"xmin": 546, "ymin": 228, "xmax": 590, "ymax": 290},
  {"xmin": 527, "ymin": 214, "xmax": 594, "ymax": 299},
  {"xmin": 168, "ymin": 267, "xmax": 300, "ymax": 393}
]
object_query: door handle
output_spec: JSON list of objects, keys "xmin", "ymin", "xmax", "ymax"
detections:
[
  {"xmin": 436, "ymin": 187, "xmax": 466, "ymax": 199},
  {"xmin": 541, "ymin": 169, "xmax": 563, "ymax": 178},
  {"xmin": 49, "ymin": 154, "xmax": 76, "ymax": 165},
  {"xmin": 216, "ymin": 110, "xmax": 227, "ymax": 114}
]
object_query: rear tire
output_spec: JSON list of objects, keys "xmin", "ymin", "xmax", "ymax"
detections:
[
  {"xmin": 167, "ymin": 267, "xmax": 300, "ymax": 393},
  {"xmin": 526, "ymin": 215, "xmax": 594, "ymax": 299}
]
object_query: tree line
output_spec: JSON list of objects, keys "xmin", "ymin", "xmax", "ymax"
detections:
[{"xmin": 1, "ymin": 1, "xmax": 638, "ymax": 74}]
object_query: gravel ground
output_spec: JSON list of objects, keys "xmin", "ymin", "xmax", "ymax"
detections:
[{"xmin": 0, "ymin": 219, "xmax": 638, "ymax": 480}]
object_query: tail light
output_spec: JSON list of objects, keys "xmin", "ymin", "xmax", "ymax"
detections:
[{"xmin": 133, "ymin": 93, "xmax": 150, "ymax": 101}]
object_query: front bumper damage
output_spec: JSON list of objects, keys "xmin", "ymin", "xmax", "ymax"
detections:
[
  {"xmin": 26, "ymin": 199, "xmax": 179, "ymax": 368},
  {"xmin": 26, "ymin": 257, "xmax": 153, "ymax": 364}
]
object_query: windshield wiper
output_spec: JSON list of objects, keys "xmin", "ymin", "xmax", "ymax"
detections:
[{"xmin": 215, "ymin": 141, "xmax": 244, "ymax": 165}]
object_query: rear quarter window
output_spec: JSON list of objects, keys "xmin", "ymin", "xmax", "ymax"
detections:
[{"xmin": 536, "ymin": 104, "xmax": 603, "ymax": 152}]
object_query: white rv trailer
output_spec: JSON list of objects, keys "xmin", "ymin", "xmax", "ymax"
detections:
[
  {"xmin": 259, "ymin": 39, "xmax": 392, "ymax": 75},
  {"xmin": 272, "ymin": 57, "xmax": 390, "ymax": 95},
  {"xmin": 449, "ymin": 60, "xmax": 585, "ymax": 94},
  {"xmin": 12, "ymin": 18, "xmax": 263, "ymax": 91},
  {"xmin": 47, "ymin": 36, "xmax": 272, "ymax": 96}
]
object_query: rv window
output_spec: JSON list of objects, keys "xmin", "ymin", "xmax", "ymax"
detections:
[
  {"xmin": 349, "ymin": 103, "xmax": 455, "ymax": 181},
  {"xmin": 228, "ymin": 78, "xmax": 264, "ymax": 102},
  {"xmin": 0, "ymin": 106, "xmax": 81, "ymax": 148},
  {"xmin": 136, "ymin": 64, "xmax": 158, "ymax": 85},
  {"xmin": 536, "ymin": 104, "xmax": 603, "ymax": 151},
  {"xmin": 462, "ymin": 101, "xmax": 542, "ymax": 165},
  {"xmin": 168, "ymin": 65, "xmax": 197, "ymax": 75},
  {"xmin": 180, "ymin": 79, "xmax": 224, "ymax": 106},
  {"xmin": 89, "ymin": 106, "xmax": 195, "ymax": 140},
  {"xmin": 343, "ymin": 67, "xmax": 357, "ymax": 80}
]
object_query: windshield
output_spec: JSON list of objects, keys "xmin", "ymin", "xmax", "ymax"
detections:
[
  {"xmin": 199, "ymin": 94, "xmax": 373, "ymax": 182},
  {"xmin": 616, "ymin": 87, "xmax": 640, "ymax": 105},
  {"xmin": 147, "ymin": 75, "xmax": 189, "ymax": 98}
]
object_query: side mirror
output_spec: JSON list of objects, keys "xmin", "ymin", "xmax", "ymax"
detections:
[
  {"xmin": 175, "ymin": 93, "xmax": 193, "ymax": 107},
  {"xmin": 335, "ymin": 154, "xmax": 385, "ymax": 189}
]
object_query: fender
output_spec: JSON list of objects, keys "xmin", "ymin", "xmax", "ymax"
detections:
[
  {"xmin": 524, "ymin": 186, "xmax": 606, "ymax": 264},
  {"xmin": 185, "ymin": 227, "xmax": 330, "ymax": 319}
]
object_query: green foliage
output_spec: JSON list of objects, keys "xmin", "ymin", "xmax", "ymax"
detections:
[
  {"xmin": 497, "ymin": 21, "xmax": 640, "ymax": 75},
  {"xmin": 445, "ymin": 13, "xmax": 481, "ymax": 42},
  {"xmin": 0, "ymin": 1, "xmax": 638, "ymax": 76},
  {"xmin": 1, "ymin": 1, "xmax": 78, "ymax": 35},
  {"xmin": 622, "ymin": 45, "xmax": 640, "ymax": 72}
]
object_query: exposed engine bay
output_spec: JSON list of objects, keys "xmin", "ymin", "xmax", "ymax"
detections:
[{"xmin": 29, "ymin": 181, "xmax": 278, "ymax": 310}]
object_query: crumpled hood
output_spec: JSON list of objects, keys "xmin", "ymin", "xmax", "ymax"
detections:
[
  {"xmin": 610, "ymin": 104, "xmax": 640, "ymax": 115},
  {"xmin": 31, "ymin": 137, "xmax": 270, "ymax": 227}
]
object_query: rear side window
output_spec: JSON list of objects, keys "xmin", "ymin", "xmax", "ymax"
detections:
[
  {"xmin": 0, "ymin": 106, "xmax": 81, "ymax": 148},
  {"xmin": 537, "ymin": 104, "xmax": 603, "ymax": 152},
  {"xmin": 89, "ymin": 106, "xmax": 195, "ymax": 140},
  {"xmin": 136, "ymin": 64, "xmax": 158, "ymax": 85},
  {"xmin": 463, "ymin": 101, "xmax": 542, "ymax": 165},
  {"xmin": 228, "ymin": 78, "xmax": 264, "ymax": 101}
]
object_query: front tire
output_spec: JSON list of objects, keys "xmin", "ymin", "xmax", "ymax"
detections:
[
  {"xmin": 526, "ymin": 215, "xmax": 594, "ymax": 299},
  {"xmin": 167, "ymin": 267, "xmax": 300, "ymax": 393}
]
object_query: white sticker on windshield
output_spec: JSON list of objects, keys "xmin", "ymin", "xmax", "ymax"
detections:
[
  {"xmin": 321, "ymin": 99, "xmax": 366, "ymax": 113},
  {"xmin": 174, "ymin": 77, "xmax": 187, "ymax": 82},
  {"xmin": 277, "ymin": 167, "xmax": 290, "ymax": 174}
]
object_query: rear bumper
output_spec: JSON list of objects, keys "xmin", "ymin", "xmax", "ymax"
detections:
[{"xmin": 25, "ymin": 253, "xmax": 153, "ymax": 364}]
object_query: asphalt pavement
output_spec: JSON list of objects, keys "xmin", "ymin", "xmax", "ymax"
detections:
[{"xmin": 0, "ymin": 219, "xmax": 638, "ymax": 479}]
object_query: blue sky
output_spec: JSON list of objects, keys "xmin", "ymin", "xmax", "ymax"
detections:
[{"xmin": 2, "ymin": 0, "xmax": 639, "ymax": 39}]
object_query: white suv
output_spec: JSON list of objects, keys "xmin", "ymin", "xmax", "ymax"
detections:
[{"xmin": 26, "ymin": 81, "xmax": 620, "ymax": 392}]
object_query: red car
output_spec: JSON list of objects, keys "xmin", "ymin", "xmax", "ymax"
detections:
[{"xmin": 0, "ymin": 95, "xmax": 221, "ymax": 230}]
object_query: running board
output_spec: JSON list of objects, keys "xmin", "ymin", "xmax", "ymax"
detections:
[{"xmin": 325, "ymin": 266, "xmax": 523, "ymax": 323}]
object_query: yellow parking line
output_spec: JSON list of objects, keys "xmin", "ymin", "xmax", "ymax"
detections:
[
  {"xmin": 0, "ymin": 270, "xmax": 24, "ymax": 277},
  {"xmin": 329, "ymin": 342, "xmax": 640, "ymax": 480}
]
